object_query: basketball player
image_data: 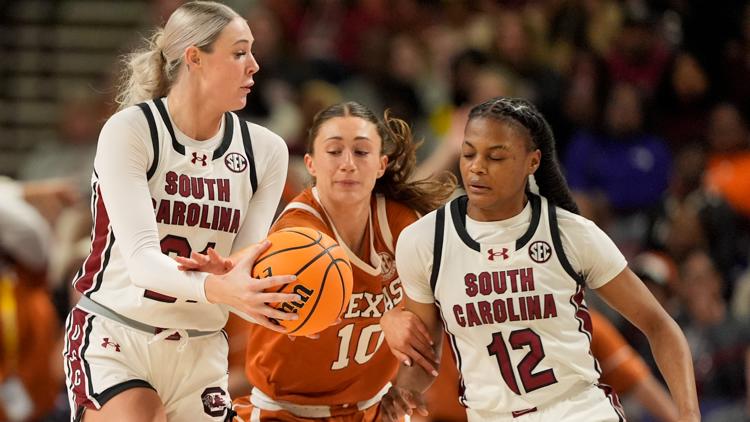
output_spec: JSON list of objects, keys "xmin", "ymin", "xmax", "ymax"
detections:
[
  {"xmin": 62, "ymin": 2, "xmax": 300, "ymax": 421},
  {"xmin": 378, "ymin": 97, "xmax": 700, "ymax": 422},
  {"xmin": 181, "ymin": 102, "xmax": 456, "ymax": 421}
]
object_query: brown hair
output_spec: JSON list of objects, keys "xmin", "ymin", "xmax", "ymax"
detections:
[{"xmin": 307, "ymin": 102, "xmax": 456, "ymax": 215}]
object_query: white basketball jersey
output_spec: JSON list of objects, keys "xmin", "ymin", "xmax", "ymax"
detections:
[
  {"xmin": 73, "ymin": 98, "xmax": 259, "ymax": 331},
  {"xmin": 431, "ymin": 194, "xmax": 600, "ymax": 414}
]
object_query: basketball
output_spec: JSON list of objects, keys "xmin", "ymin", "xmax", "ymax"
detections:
[{"xmin": 252, "ymin": 227, "xmax": 353, "ymax": 336}]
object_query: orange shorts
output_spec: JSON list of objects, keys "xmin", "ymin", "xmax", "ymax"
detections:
[{"xmin": 232, "ymin": 395, "xmax": 390, "ymax": 422}]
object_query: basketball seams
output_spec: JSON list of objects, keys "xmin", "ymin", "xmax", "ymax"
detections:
[
  {"xmin": 269, "ymin": 244, "xmax": 338, "ymax": 293},
  {"xmin": 253, "ymin": 227, "xmax": 353, "ymax": 336},
  {"xmin": 254, "ymin": 229, "xmax": 323, "ymax": 265},
  {"xmin": 331, "ymin": 258, "xmax": 350, "ymax": 316}
]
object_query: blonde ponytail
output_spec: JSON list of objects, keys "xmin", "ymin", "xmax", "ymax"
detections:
[
  {"xmin": 116, "ymin": 30, "xmax": 170, "ymax": 110},
  {"xmin": 115, "ymin": 1, "xmax": 239, "ymax": 110}
]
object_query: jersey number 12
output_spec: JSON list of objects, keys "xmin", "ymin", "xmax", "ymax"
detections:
[{"xmin": 487, "ymin": 328, "xmax": 558, "ymax": 395}]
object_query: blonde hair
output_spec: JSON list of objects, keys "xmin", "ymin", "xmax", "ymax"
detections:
[{"xmin": 116, "ymin": 1, "xmax": 239, "ymax": 109}]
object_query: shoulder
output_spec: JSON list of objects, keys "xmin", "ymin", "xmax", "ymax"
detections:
[
  {"xmin": 102, "ymin": 105, "xmax": 150, "ymax": 135},
  {"xmin": 96, "ymin": 105, "xmax": 154, "ymax": 155},
  {"xmin": 553, "ymin": 206, "xmax": 602, "ymax": 241},
  {"xmin": 272, "ymin": 208, "xmax": 330, "ymax": 235},
  {"xmin": 272, "ymin": 190, "xmax": 330, "ymax": 234},
  {"xmin": 382, "ymin": 197, "xmax": 420, "ymax": 239},
  {"xmin": 398, "ymin": 208, "xmax": 438, "ymax": 247}
]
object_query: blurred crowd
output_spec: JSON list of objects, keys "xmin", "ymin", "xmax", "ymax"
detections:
[{"xmin": 2, "ymin": 0, "xmax": 750, "ymax": 421}]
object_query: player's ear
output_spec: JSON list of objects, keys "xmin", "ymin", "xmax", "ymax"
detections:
[
  {"xmin": 376, "ymin": 154, "xmax": 388, "ymax": 178},
  {"xmin": 304, "ymin": 153, "xmax": 316, "ymax": 177},
  {"xmin": 185, "ymin": 46, "xmax": 201, "ymax": 70},
  {"xmin": 529, "ymin": 149, "xmax": 541, "ymax": 175}
]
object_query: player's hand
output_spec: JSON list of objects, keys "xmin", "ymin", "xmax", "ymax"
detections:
[
  {"xmin": 380, "ymin": 385, "xmax": 427, "ymax": 422},
  {"xmin": 381, "ymin": 307, "xmax": 439, "ymax": 376},
  {"xmin": 205, "ymin": 240, "xmax": 299, "ymax": 332},
  {"xmin": 175, "ymin": 247, "xmax": 234, "ymax": 275}
]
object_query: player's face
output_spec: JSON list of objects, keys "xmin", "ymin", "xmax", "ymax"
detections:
[
  {"xmin": 305, "ymin": 116, "xmax": 388, "ymax": 207},
  {"xmin": 197, "ymin": 17, "xmax": 259, "ymax": 112},
  {"xmin": 460, "ymin": 117, "xmax": 540, "ymax": 221}
]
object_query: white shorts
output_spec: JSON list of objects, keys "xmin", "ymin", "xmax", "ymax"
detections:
[
  {"xmin": 466, "ymin": 384, "xmax": 625, "ymax": 422},
  {"xmin": 63, "ymin": 306, "xmax": 231, "ymax": 421}
]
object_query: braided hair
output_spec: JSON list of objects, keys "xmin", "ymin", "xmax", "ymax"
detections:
[{"xmin": 468, "ymin": 97, "xmax": 580, "ymax": 214}]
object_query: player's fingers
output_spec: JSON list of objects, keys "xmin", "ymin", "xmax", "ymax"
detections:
[
  {"xmin": 303, "ymin": 333, "xmax": 320, "ymax": 339},
  {"xmin": 391, "ymin": 349, "xmax": 411, "ymax": 367},
  {"xmin": 258, "ymin": 274, "xmax": 297, "ymax": 289},
  {"xmin": 174, "ymin": 256, "xmax": 199, "ymax": 268},
  {"xmin": 207, "ymin": 248, "xmax": 231, "ymax": 268},
  {"xmin": 255, "ymin": 305, "xmax": 299, "ymax": 322},
  {"xmin": 409, "ymin": 350, "xmax": 439, "ymax": 377},
  {"xmin": 405, "ymin": 392, "xmax": 428, "ymax": 416},
  {"xmin": 393, "ymin": 394, "xmax": 414, "ymax": 416},
  {"xmin": 406, "ymin": 333, "xmax": 435, "ymax": 359},
  {"xmin": 408, "ymin": 316, "xmax": 434, "ymax": 346},
  {"xmin": 259, "ymin": 292, "xmax": 301, "ymax": 304},
  {"xmin": 190, "ymin": 251, "xmax": 209, "ymax": 263},
  {"xmin": 381, "ymin": 402, "xmax": 397, "ymax": 422},
  {"xmin": 235, "ymin": 240, "xmax": 271, "ymax": 268},
  {"xmin": 255, "ymin": 317, "xmax": 287, "ymax": 333},
  {"xmin": 381, "ymin": 396, "xmax": 403, "ymax": 422}
]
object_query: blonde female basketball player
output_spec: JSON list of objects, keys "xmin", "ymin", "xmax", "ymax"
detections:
[
  {"xmin": 181, "ymin": 101, "xmax": 456, "ymax": 421},
  {"xmin": 62, "ymin": 2, "xmax": 300, "ymax": 421},
  {"xmin": 378, "ymin": 97, "xmax": 700, "ymax": 422}
]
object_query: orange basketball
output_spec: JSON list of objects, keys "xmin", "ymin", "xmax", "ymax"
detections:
[{"xmin": 252, "ymin": 227, "xmax": 353, "ymax": 336}]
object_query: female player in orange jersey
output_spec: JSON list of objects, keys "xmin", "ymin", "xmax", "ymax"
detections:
[
  {"xmin": 377, "ymin": 97, "xmax": 699, "ymax": 422},
  {"xmin": 180, "ymin": 101, "xmax": 456, "ymax": 421}
]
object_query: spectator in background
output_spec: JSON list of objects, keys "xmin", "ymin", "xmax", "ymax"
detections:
[
  {"xmin": 556, "ymin": 50, "xmax": 610, "ymax": 154},
  {"xmin": 416, "ymin": 58, "xmax": 516, "ymax": 182},
  {"xmin": 654, "ymin": 52, "xmax": 712, "ymax": 153},
  {"xmin": 0, "ymin": 190, "xmax": 61, "ymax": 422},
  {"xmin": 704, "ymin": 102, "xmax": 750, "ymax": 219},
  {"xmin": 723, "ymin": 3, "xmax": 750, "ymax": 113},
  {"xmin": 493, "ymin": 9, "xmax": 563, "ymax": 120},
  {"xmin": 676, "ymin": 250, "xmax": 749, "ymax": 422},
  {"xmin": 645, "ymin": 144, "xmax": 747, "ymax": 297},
  {"xmin": 17, "ymin": 94, "xmax": 106, "ymax": 198},
  {"xmin": 564, "ymin": 83, "xmax": 672, "ymax": 256},
  {"xmin": 605, "ymin": 7, "xmax": 671, "ymax": 97}
]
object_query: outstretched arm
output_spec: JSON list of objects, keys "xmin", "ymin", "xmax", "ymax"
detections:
[{"xmin": 596, "ymin": 268, "xmax": 700, "ymax": 422}]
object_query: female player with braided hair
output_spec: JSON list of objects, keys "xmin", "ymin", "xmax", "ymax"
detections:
[{"xmin": 379, "ymin": 97, "xmax": 700, "ymax": 422}]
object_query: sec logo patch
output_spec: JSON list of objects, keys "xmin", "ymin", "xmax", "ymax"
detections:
[{"xmin": 225, "ymin": 152, "xmax": 247, "ymax": 173}]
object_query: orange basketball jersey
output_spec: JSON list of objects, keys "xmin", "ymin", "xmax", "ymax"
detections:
[{"xmin": 243, "ymin": 187, "xmax": 418, "ymax": 408}]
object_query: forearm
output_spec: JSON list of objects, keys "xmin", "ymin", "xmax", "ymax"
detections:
[
  {"xmin": 393, "ymin": 312, "xmax": 444, "ymax": 393},
  {"xmin": 631, "ymin": 376, "xmax": 679, "ymax": 422},
  {"xmin": 645, "ymin": 317, "xmax": 700, "ymax": 419},
  {"xmin": 394, "ymin": 339, "xmax": 443, "ymax": 394}
]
